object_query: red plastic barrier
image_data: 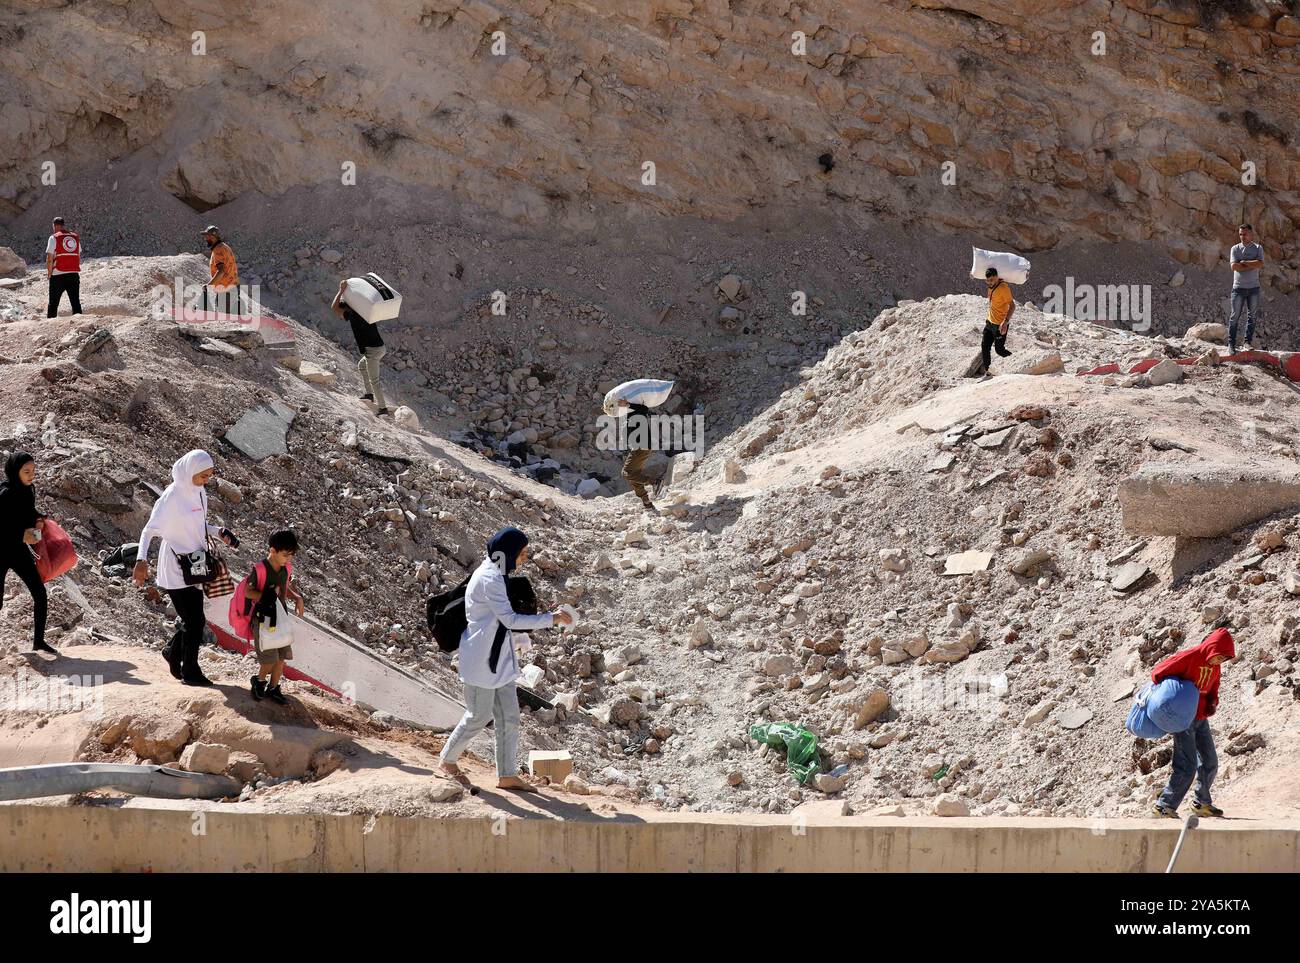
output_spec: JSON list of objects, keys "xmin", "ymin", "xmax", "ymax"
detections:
[
  {"xmin": 1078, "ymin": 350, "xmax": 1299, "ymax": 382},
  {"xmin": 34, "ymin": 520, "xmax": 78, "ymax": 583}
]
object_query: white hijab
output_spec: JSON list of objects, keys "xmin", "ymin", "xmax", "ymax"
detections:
[
  {"xmin": 141, "ymin": 450, "xmax": 214, "ymax": 551},
  {"xmin": 169, "ymin": 449, "xmax": 214, "ymax": 491}
]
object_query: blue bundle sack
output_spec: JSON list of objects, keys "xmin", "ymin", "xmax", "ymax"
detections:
[
  {"xmin": 1147, "ymin": 677, "xmax": 1200, "ymax": 734},
  {"xmin": 1125, "ymin": 684, "xmax": 1165, "ymax": 740}
]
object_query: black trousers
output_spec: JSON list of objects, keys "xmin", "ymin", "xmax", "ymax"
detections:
[
  {"xmin": 0, "ymin": 547, "xmax": 47, "ymax": 648},
  {"xmin": 165, "ymin": 587, "xmax": 207, "ymax": 679},
  {"xmin": 47, "ymin": 274, "xmax": 82, "ymax": 317},
  {"xmin": 980, "ymin": 322, "xmax": 1011, "ymax": 371},
  {"xmin": 202, "ymin": 286, "xmax": 241, "ymax": 317}
]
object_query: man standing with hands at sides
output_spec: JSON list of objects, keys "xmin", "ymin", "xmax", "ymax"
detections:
[
  {"xmin": 332, "ymin": 278, "xmax": 390, "ymax": 417},
  {"xmin": 202, "ymin": 225, "xmax": 240, "ymax": 317},
  {"xmin": 1228, "ymin": 223, "xmax": 1264, "ymax": 353},
  {"xmin": 45, "ymin": 217, "xmax": 82, "ymax": 318}
]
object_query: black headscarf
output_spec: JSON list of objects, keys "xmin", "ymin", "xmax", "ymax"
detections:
[
  {"xmin": 0, "ymin": 451, "xmax": 38, "ymax": 542},
  {"xmin": 487, "ymin": 526, "xmax": 529, "ymax": 575}
]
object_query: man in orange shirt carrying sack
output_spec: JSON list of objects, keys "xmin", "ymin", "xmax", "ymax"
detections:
[
  {"xmin": 974, "ymin": 266, "xmax": 1015, "ymax": 377},
  {"xmin": 45, "ymin": 216, "xmax": 83, "ymax": 318},
  {"xmin": 201, "ymin": 225, "xmax": 241, "ymax": 317}
]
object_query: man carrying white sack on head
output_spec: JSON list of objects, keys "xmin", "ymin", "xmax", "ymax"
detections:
[
  {"xmin": 602, "ymin": 378, "xmax": 675, "ymax": 513},
  {"xmin": 967, "ymin": 248, "xmax": 1029, "ymax": 379},
  {"xmin": 978, "ymin": 266, "xmax": 1015, "ymax": 376}
]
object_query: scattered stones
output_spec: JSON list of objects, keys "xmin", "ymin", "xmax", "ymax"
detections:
[
  {"xmin": 1057, "ymin": 706, "xmax": 1093, "ymax": 730},
  {"xmin": 944, "ymin": 550, "xmax": 993, "ymax": 576},
  {"xmin": 76, "ymin": 329, "xmax": 122, "ymax": 372},
  {"xmin": 0, "ymin": 246, "xmax": 26, "ymax": 277},
  {"xmin": 298, "ymin": 362, "xmax": 337, "ymax": 386},
  {"xmin": 879, "ymin": 548, "xmax": 907, "ymax": 572},
  {"xmin": 1011, "ymin": 548, "xmax": 1053, "ymax": 576},
  {"xmin": 310, "ymin": 748, "xmax": 345, "ymax": 777},
  {"xmin": 1022, "ymin": 700, "xmax": 1056, "ymax": 727},
  {"xmin": 392, "ymin": 405, "xmax": 420, "ymax": 430},
  {"xmin": 1145, "ymin": 359, "xmax": 1184, "ymax": 386},
  {"xmin": 1186, "ymin": 322, "xmax": 1226, "ymax": 343},
  {"xmin": 179, "ymin": 742, "xmax": 231, "ymax": 775},
  {"xmin": 932, "ymin": 793, "xmax": 970, "ymax": 817},
  {"xmin": 854, "ymin": 688, "xmax": 890, "ymax": 728},
  {"xmin": 814, "ymin": 772, "xmax": 848, "ymax": 794},
  {"xmin": 716, "ymin": 274, "xmax": 742, "ymax": 301},
  {"xmin": 763, "ymin": 654, "xmax": 797, "ymax": 677}
]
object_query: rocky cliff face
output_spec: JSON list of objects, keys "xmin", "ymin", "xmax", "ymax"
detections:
[{"xmin": 3, "ymin": 0, "xmax": 1299, "ymax": 281}]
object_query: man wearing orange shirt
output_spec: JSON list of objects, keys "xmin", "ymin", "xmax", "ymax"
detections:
[
  {"xmin": 201, "ymin": 225, "xmax": 241, "ymax": 317},
  {"xmin": 977, "ymin": 266, "xmax": 1014, "ymax": 376}
]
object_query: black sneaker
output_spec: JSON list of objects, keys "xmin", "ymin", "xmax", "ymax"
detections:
[
  {"xmin": 250, "ymin": 675, "xmax": 266, "ymax": 701},
  {"xmin": 266, "ymin": 684, "xmax": 288, "ymax": 705},
  {"xmin": 33, "ymin": 641, "xmax": 59, "ymax": 656},
  {"xmin": 361, "ymin": 393, "xmax": 374, "ymax": 402},
  {"xmin": 996, "ymin": 347, "xmax": 1013, "ymax": 357},
  {"xmin": 182, "ymin": 672, "xmax": 215, "ymax": 688},
  {"xmin": 162, "ymin": 644, "xmax": 183, "ymax": 679},
  {"xmin": 375, "ymin": 407, "xmax": 391, "ymax": 417}
]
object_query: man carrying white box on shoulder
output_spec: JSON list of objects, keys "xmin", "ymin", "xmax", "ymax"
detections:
[{"xmin": 332, "ymin": 275, "xmax": 395, "ymax": 417}]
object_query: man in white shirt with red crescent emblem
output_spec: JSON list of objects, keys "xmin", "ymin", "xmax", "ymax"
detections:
[{"xmin": 45, "ymin": 216, "xmax": 83, "ymax": 318}]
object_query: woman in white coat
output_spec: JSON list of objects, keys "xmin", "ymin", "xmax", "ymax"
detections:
[
  {"xmin": 132, "ymin": 450, "xmax": 237, "ymax": 686},
  {"xmin": 439, "ymin": 526, "xmax": 572, "ymax": 791}
]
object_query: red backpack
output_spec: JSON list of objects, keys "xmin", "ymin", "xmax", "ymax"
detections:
[{"xmin": 228, "ymin": 560, "xmax": 293, "ymax": 641}]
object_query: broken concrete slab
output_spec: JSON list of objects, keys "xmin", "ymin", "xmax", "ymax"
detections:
[
  {"xmin": 1119, "ymin": 462, "xmax": 1300, "ymax": 538},
  {"xmin": 197, "ymin": 338, "xmax": 246, "ymax": 359},
  {"xmin": 1107, "ymin": 540, "xmax": 1147, "ymax": 566},
  {"xmin": 1057, "ymin": 706, "xmax": 1093, "ymax": 730},
  {"xmin": 1111, "ymin": 561, "xmax": 1150, "ymax": 592},
  {"xmin": 973, "ymin": 426, "xmax": 1015, "ymax": 449},
  {"xmin": 1010, "ymin": 349, "xmax": 1064, "ymax": 375},
  {"xmin": 177, "ymin": 322, "xmax": 265, "ymax": 351},
  {"xmin": 927, "ymin": 453, "xmax": 955, "ymax": 472},
  {"xmin": 76, "ymin": 329, "xmax": 123, "ymax": 372},
  {"xmin": 223, "ymin": 400, "xmax": 297, "ymax": 462},
  {"xmin": 1110, "ymin": 682, "xmax": 1136, "ymax": 703},
  {"xmin": 944, "ymin": 550, "xmax": 993, "ymax": 575},
  {"xmin": 298, "ymin": 362, "xmax": 337, "ymax": 386},
  {"xmin": 267, "ymin": 346, "xmax": 302, "ymax": 371}
]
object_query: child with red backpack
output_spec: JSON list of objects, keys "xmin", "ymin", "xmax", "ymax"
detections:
[{"xmin": 231, "ymin": 529, "xmax": 303, "ymax": 705}]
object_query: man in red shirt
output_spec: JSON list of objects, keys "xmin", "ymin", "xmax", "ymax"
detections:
[{"xmin": 1151, "ymin": 628, "xmax": 1235, "ymax": 818}]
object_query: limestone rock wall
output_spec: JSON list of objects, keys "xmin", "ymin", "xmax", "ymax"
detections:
[{"xmin": 2, "ymin": 0, "xmax": 1299, "ymax": 281}]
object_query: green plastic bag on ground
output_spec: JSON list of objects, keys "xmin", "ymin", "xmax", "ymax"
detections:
[{"xmin": 749, "ymin": 721, "xmax": 820, "ymax": 785}]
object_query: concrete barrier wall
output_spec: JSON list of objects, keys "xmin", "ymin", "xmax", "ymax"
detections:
[{"xmin": 3, "ymin": 805, "xmax": 1298, "ymax": 872}]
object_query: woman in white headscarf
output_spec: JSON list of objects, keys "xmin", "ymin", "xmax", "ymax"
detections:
[{"xmin": 132, "ymin": 450, "xmax": 237, "ymax": 686}]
